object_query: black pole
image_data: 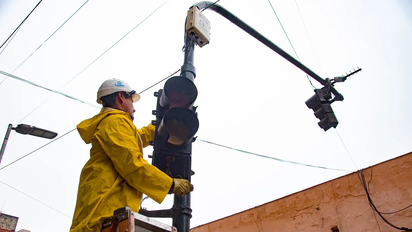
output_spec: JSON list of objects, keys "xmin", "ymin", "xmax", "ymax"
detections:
[
  {"xmin": 172, "ymin": 191, "xmax": 192, "ymax": 232},
  {"xmin": 0, "ymin": 124, "xmax": 13, "ymax": 165},
  {"xmin": 171, "ymin": 17, "xmax": 197, "ymax": 232},
  {"xmin": 180, "ymin": 32, "xmax": 196, "ymax": 82}
]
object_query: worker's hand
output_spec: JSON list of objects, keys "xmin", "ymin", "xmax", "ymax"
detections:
[{"xmin": 172, "ymin": 179, "xmax": 194, "ymax": 197}]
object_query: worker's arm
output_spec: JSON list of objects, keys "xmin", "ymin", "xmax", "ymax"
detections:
[
  {"xmin": 137, "ymin": 123, "xmax": 155, "ymax": 148},
  {"xmin": 95, "ymin": 116, "xmax": 173, "ymax": 204}
]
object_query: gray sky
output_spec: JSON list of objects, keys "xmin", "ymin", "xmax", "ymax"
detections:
[{"xmin": 0, "ymin": 0, "xmax": 411, "ymax": 231}]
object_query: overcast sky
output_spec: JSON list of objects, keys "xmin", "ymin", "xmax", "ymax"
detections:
[{"xmin": 0, "ymin": 0, "xmax": 411, "ymax": 231}]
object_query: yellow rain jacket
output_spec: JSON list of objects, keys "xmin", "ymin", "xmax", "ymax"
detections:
[{"xmin": 70, "ymin": 108, "xmax": 173, "ymax": 232}]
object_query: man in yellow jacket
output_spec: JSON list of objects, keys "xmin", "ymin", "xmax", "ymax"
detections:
[{"xmin": 70, "ymin": 79, "xmax": 193, "ymax": 232}]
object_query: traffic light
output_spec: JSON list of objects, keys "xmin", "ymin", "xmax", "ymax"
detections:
[
  {"xmin": 305, "ymin": 87, "xmax": 338, "ymax": 131},
  {"xmin": 151, "ymin": 76, "xmax": 199, "ymax": 179}
]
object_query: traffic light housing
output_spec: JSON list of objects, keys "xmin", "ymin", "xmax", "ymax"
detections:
[
  {"xmin": 305, "ymin": 87, "xmax": 338, "ymax": 131},
  {"xmin": 151, "ymin": 76, "xmax": 199, "ymax": 179}
]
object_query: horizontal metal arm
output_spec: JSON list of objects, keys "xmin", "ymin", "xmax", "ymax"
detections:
[
  {"xmin": 192, "ymin": 1, "xmax": 344, "ymax": 100},
  {"xmin": 139, "ymin": 208, "xmax": 173, "ymax": 218}
]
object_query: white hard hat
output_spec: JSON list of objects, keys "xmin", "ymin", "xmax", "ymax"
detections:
[{"xmin": 97, "ymin": 78, "xmax": 140, "ymax": 104}]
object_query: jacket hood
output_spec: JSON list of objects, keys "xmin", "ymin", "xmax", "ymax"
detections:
[{"xmin": 77, "ymin": 108, "xmax": 130, "ymax": 144}]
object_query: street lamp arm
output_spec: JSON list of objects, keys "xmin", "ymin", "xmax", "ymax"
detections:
[
  {"xmin": 0, "ymin": 124, "xmax": 13, "ymax": 165},
  {"xmin": 191, "ymin": 1, "xmax": 343, "ymax": 100}
]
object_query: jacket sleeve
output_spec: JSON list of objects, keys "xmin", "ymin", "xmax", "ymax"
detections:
[
  {"xmin": 137, "ymin": 123, "xmax": 155, "ymax": 148},
  {"xmin": 95, "ymin": 116, "xmax": 173, "ymax": 204}
]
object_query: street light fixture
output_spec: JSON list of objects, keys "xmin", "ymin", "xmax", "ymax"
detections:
[{"xmin": 0, "ymin": 123, "xmax": 58, "ymax": 164}]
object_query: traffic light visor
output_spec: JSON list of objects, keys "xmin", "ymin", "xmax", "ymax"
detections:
[
  {"xmin": 157, "ymin": 107, "xmax": 199, "ymax": 146},
  {"xmin": 162, "ymin": 76, "xmax": 198, "ymax": 108}
]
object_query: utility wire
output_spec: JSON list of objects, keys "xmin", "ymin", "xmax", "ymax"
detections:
[
  {"xmin": 11, "ymin": 0, "xmax": 90, "ymax": 75},
  {"xmin": 372, "ymin": 210, "xmax": 383, "ymax": 232},
  {"xmin": 0, "ymin": 66, "xmax": 350, "ymax": 174},
  {"xmin": 335, "ymin": 128, "xmax": 383, "ymax": 230},
  {"xmin": 0, "ymin": 131, "xmax": 353, "ymax": 173},
  {"xmin": 287, "ymin": 0, "xmax": 406, "ymax": 226},
  {"xmin": 0, "ymin": 70, "xmax": 177, "ymax": 171},
  {"xmin": 0, "ymin": 69, "xmax": 358, "ymax": 222},
  {"xmin": 13, "ymin": 0, "xmax": 170, "ymax": 124},
  {"xmin": 335, "ymin": 127, "xmax": 412, "ymax": 230},
  {"xmin": 0, "ymin": 69, "xmax": 178, "ymax": 220},
  {"xmin": 0, "ymin": 69, "xmax": 352, "ymax": 174},
  {"xmin": 335, "ymin": 130, "xmax": 358, "ymax": 170},
  {"xmin": 0, "ymin": 0, "xmax": 177, "ymax": 220},
  {"xmin": 284, "ymin": 0, "xmax": 406, "ymax": 225},
  {"xmin": 0, "ymin": 70, "xmax": 99, "ymax": 109},
  {"xmin": 294, "ymin": 0, "xmax": 323, "ymax": 75},
  {"xmin": 284, "ymin": 0, "xmax": 411, "ymax": 227},
  {"xmin": 16, "ymin": 68, "xmax": 179, "ymax": 124},
  {"xmin": 198, "ymin": 139, "xmax": 351, "ymax": 172},
  {"xmin": 0, "ymin": 180, "xmax": 71, "ymax": 218},
  {"xmin": 1, "ymin": 200, "xmax": 5, "ymax": 212},
  {"xmin": 365, "ymin": 169, "xmax": 412, "ymax": 215},
  {"xmin": 0, "ymin": 25, "xmax": 23, "ymax": 56},
  {"xmin": 267, "ymin": 0, "xmax": 299, "ymax": 61},
  {"xmin": 138, "ymin": 69, "xmax": 179, "ymax": 94},
  {"xmin": 267, "ymin": 0, "xmax": 314, "ymax": 88},
  {"xmin": 0, "ymin": 0, "xmax": 174, "ymax": 220},
  {"xmin": 0, "ymin": 0, "xmax": 358, "ymax": 213},
  {"xmin": 63, "ymin": 0, "xmax": 171, "ymax": 88},
  {"xmin": 201, "ymin": 0, "xmax": 220, "ymax": 12},
  {"xmin": 0, "ymin": 0, "xmax": 42, "ymax": 52},
  {"xmin": 0, "ymin": 128, "xmax": 76, "ymax": 171},
  {"xmin": 380, "ymin": 204, "xmax": 412, "ymax": 215},
  {"xmin": 357, "ymin": 169, "xmax": 412, "ymax": 231},
  {"xmin": 0, "ymin": 0, "xmax": 88, "ymax": 85},
  {"xmin": 17, "ymin": 92, "xmax": 57, "ymax": 124},
  {"xmin": 0, "ymin": 67, "xmax": 179, "ymax": 123}
]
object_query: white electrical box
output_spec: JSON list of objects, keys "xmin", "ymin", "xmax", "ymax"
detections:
[{"xmin": 186, "ymin": 6, "xmax": 211, "ymax": 47}]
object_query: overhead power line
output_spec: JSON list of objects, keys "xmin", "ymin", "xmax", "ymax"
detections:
[
  {"xmin": 267, "ymin": 0, "xmax": 314, "ymax": 88},
  {"xmin": 11, "ymin": 0, "xmax": 90, "ymax": 75},
  {"xmin": 0, "ymin": 0, "xmax": 353, "ymax": 213},
  {"xmin": 63, "ymin": 0, "xmax": 171, "ymax": 88},
  {"xmin": 12, "ymin": 0, "xmax": 171, "ymax": 124},
  {"xmin": 0, "ymin": 70, "xmax": 99, "ymax": 109},
  {"xmin": 0, "ymin": 68, "xmax": 351, "ymax": 174},
  {"xmin": 294, "ymin": 0, "xmax": 323, "ymax": 74},
  {"xmin": 335, "ymin": 130, "xmax": 358, "ymax": 170},
  {"xmin": 0, "ymin": 180, "xmax": 71, "ymax": 218},
  {"xmin": 16, "ymin": 68, "xmax": 180, "ymax": 124},
  {"xmin": 201, "ymin": 0, "xmax": 220, "ymax": 12},
  {"xmin": 0, "ymin": 0, "xmax": 169, "ymax": 218},
  {"xmin": 0, "ymin": 65, "xmax": 352, "ymax": 174},
  {"xmin": 0, "ymin": 0, "xmax": 89, "ymax": 85},
  {"xmin": 0, "ymin": 68, "xmax": 180, "ymax": 114},
  {"xmin": 198, "ymin": 139, "xmax": 352, "ymax": 172},
  {"xmin": 0, "ymin": 0, "xmax": 43, "ymax": 54},
  {"xmin": 138, "ymin": 69, "xmax": 180, "ymax": 94},
  {"xmin": 335, "ymin": 122, "xmax": 412, "ymax": 230},
  {"xmin": 0, "ymin": 70, "xmax": 178, "ymax": 171},
  {"xmin": 0, "ymin": 131, "xmax": 352, "ymax": 173},
  {"xmin": 357, "ymin": 169, "xmax": 412, "ymax": 231},
  {"xmin": 0, "ymin": 128, "xmax": 76, "ymax": 172},
  {"xmin": 267, "ymin": 0, "xmax": 299, "ymax": 61},
  {"xmin": 0, "ymin": 25, "xmax": 23, "ymax": 57},
  {"xmin": 0, "ymin": 69, "xmax": 354, "ymax": 221},
  {"xmin": 0, "ymin": 69, "xmax": 178, "ymax": 222}
]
